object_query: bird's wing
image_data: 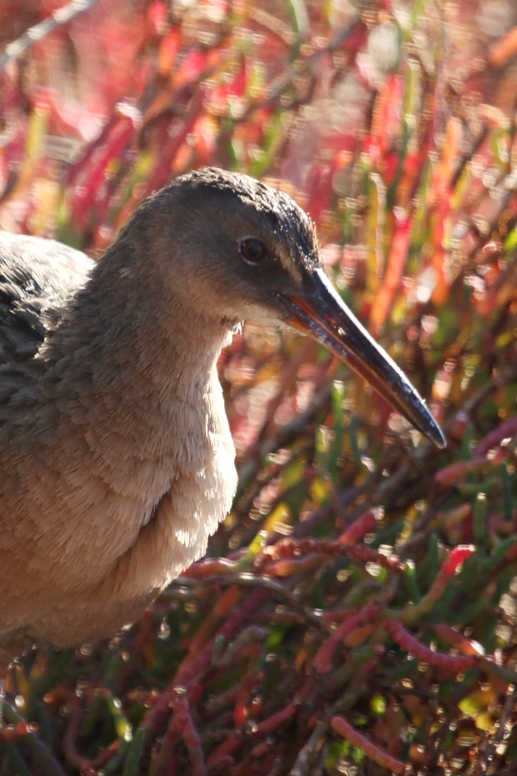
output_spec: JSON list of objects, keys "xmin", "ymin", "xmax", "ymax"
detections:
[{"xmin": 0, "ymin": 233, "xmax": 94, "ymax": 365}]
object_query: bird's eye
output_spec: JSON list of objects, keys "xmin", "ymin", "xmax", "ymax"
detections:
[{"xmin": 240, "ymin": 237, "xmax": 267, "ymax": 264}]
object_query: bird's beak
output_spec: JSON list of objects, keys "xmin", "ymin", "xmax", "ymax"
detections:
[{"xmin": 278, "ymin": 269, "xmax": 446, "ymax": 449}]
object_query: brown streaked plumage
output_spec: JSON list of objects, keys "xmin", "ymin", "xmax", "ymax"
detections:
[{"xmin": 0, "ymin": 167, "xmax": 445, "ymax": 693}]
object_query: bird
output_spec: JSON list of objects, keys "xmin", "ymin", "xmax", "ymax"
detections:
[{"xmin": 0, "ymin": 167, "xmax": 445, "ymax": 696}]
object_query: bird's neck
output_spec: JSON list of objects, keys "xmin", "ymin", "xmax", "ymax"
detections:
[{"xmin": 36, "ymin": 257, "xmax": 234, "ymax": 473}]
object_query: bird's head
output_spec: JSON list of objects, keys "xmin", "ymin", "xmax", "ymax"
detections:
[{"xmin": 130, "ymin": 167, "xmax": 445, "ymax": 448}]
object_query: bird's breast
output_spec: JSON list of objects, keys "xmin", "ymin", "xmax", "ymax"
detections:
[{"xmin": 0, "ymin": 371, "xmax": 237, "ymax": 628}]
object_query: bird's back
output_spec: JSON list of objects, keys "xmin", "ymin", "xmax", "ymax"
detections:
[{"xmin": 0, "ymin": 232, "xmax": 93, "ymax": 367}]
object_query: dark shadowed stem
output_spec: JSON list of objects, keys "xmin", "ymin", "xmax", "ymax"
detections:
[
  {"xmin": 171, "ymin": 573, "xmax": 328, "ymax": 632},
  {"xmin": 2, "ymin": 701, "xmax": 67, "ymax": 776}
]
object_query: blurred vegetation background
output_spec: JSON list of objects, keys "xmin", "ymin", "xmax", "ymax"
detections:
[{"xmin": 1, "ymin": 0, "xmax": 517, "ymax": 774}]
